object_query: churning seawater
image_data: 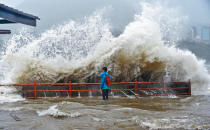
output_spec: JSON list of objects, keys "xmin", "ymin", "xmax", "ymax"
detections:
[
  {"xmin": 0, "ymin": 1, "xmax": 210, "ymax": 129},
  {"xmin": 0, "ymin": 96, "xmax": 210, "ymax": 130}
]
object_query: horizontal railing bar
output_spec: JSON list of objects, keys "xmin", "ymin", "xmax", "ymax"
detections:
[
  {"xmin": 172, "ymin": 93, "xmax": 189, "ymax": 95},
  {"xmin": 137, "ymin": 82, "xmax": 161, "ymax": 84},
  {"xmin": 34, "ymin": 85, "xmax": 69, "ymax": 87},
  {"xmin": 16, "ymin": 89, "xmax": 143, "ymax": 93},
  {"xmin": 167, "ymin": 87, "xmax": 189, "ymax": 90},
  {"xmin": 71, "ymin": 82, "xmax": 135, "ymax": 85},
  {"xmin": 37, "ymin": 83, "xmax": 69, "ymax": 86},
  {"xmin": 72, "ymin": 83, "xmax": 100, "ymax": 85},
  {"xmin": 17, "ymin": 90, "xmax": 34, "ymax": 93},
  {"xmin": 72, "ymin": 90, "xmax": 100, "ymax": 92},
  {"xmin": 21, "ymin": 90, "xmax": 189, "ymax": 94},
  {"xmin": 168, "ymin": 81, "xmax": 188, "ymax": 83},
  {"xmin": 113, "ymin": 88, "xmax": 133, "ymax": 91},
  {"xmin": 0, "ymin": 84, "xmax": 34, "ymax": 86},
  {"xmin": 16, "ymin": 89, "xmax": 135, "ymax": 93},
  {"xmin": 37, "ymin": 90, "xmax": 68, "ymax": 92},
  {"xmin": 111, "ymin": 82, "xmax": 135, "ymax": 85},
  {"xmin": 140, "ymin": 88, "xmax": 163, "ymax": 90},
  {"xmin": 72, "ymin": 89, "xmax": 134, "ymax": 92}
]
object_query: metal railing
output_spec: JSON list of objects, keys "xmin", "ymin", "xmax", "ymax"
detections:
[{"xmin": 0, "ymin": 80, "xmax": 191, "ymax": 99}]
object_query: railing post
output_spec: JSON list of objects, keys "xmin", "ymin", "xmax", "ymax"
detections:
[
  {"xmin": 69, "ymin": 81, "xmax": 72, "ymax": 98},
  {"xmin": 135, "ymin": 80, "xmax": 138, "ymax": 96},
  {"xmin": 188, "ymin": 79, "xmax": 191, "ymax": 96},
  {"xmin": 34, "ymin": 82, "xmax": 37, "ymax": 99},
  {"xmin": 163, "ymin": 81, "xmax": 167, "ymax": 96}
]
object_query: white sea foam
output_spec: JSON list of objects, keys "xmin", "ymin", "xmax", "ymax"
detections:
[
  {"xmin": 133, "ymin": 116, "xmax": 208, "ymax": 129},
  {"xmin": 0, "ymin": 106, "xmax": 23, "ymax": 111},
  {"xmin": 92, "ymin": 117, "xmax": 105, "ymax": 122},
  {"xmin": 37, "ymin": 105, "xmax": 81, "ymax": 118},
  {"xmin": 0, "ymin": 86, "xmax": 24, "ymax": 104},
  {"xmin": 113, "ymin": 107, "xmax": 133, "ymax": 111}
]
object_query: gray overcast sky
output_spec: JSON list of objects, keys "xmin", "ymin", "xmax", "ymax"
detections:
[
  {"xmin": 16, "ymin": 0, "xmax": 141, "ymax": 33},
  {"xmin": 0, "ymin": 0, "xmax": 24, "ymax": 7},
  {"xmin": 1, "ymin": 0, "xmax": 210, "ymax": 35}
]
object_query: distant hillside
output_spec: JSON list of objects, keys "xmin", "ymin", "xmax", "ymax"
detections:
[{"xmin": 178, "ymin": 40, "xmax": 210, "ymax": 63}]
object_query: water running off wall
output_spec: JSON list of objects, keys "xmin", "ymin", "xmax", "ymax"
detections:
[{"xmin": 0, "ymin": 1, "xmax": 210, "ymax": 103}]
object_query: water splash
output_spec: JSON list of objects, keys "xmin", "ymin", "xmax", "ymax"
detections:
[
  {"xmin": 0, "ymin": 86, "xmax": 24, "ymax": 104},
  {"xmin": 89, "ymin": 91, "xmax": 93, "ymax": 98},
  {"xmin": 77, "ymin": 92, "xmax": 81, "ymax": 98},
  {"xmin": 37, "ymin": 104, "xmax": 81, "ymax": 118},
  {"xmin": 120, "ymin": 91, "xmax": 134, "ymax": 99}
]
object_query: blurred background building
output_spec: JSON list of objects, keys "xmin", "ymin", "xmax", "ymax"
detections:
[{"xmin": 190, "ymin": 25, "xmax": 210, "ymax": 43}]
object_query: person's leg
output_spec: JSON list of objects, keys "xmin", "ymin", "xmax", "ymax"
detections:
[
  {"xmin": 102, "ymin": 89, "xmax": 106, "ymax": 100},
  {"xmin": 105, "ymin": 89, "xmax": 109, "ymax": 100}
]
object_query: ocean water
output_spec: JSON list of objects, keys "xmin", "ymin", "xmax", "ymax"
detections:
[{"xmin": 0, "ymin": 96, "xmax": 210, "ymax": 130}]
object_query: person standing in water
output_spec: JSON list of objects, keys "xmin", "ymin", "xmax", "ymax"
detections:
[{"xmin": 100, "ymin": 67, "xmax": 111, "ymax": 100}]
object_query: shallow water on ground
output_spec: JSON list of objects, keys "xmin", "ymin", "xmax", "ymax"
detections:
[{"xmin": 0, "ymin": 96, "xmax": 210, "ymax": 130}]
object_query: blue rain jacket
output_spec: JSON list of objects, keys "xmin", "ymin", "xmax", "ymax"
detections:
[{"xmin": 100, "ymin": 72, "xmax": 111, "ymax": 90}]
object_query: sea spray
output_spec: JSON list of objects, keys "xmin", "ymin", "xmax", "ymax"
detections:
[
  {"xmin": 2, "ymin": 11, "xmax": 112, "ymax": 84},
  {"xmin": 37, "ymin": 104, "xmax": 81, "ymax": 118},
  {"xmin": 0, "ymin": 86, "xmax": 24, "ymax": 104},
  {"xmin": 63, "ymin": 2, "xmax": 210, "ymax": 94}
]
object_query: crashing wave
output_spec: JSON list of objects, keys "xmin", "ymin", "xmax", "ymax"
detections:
[{"xmin": 0, "ymin": 1, "xmax": 209, "ymax": 96}]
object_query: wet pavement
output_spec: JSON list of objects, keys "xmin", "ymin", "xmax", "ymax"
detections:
[{"xmin": 0, "ymin": 96, "xmax": 210, "ymax": 130}]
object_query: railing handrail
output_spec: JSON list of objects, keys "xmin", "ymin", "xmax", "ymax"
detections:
[
  {"xmin": 0, "ymin": 81, "xmax": 189, "ymax": 87},
  {"xmin": 0, "ymin": 80, "xmax": 191, "ymax": 99}
]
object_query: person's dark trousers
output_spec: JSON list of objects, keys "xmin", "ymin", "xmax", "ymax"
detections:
[{"xmin": 102, "ymin": 89, "xmax": 109, "ymax": 100}]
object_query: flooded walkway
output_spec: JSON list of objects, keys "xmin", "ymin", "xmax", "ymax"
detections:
[{"xmin": 0, "ymin": 96, "xmax": 210, "ymax": 129}]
